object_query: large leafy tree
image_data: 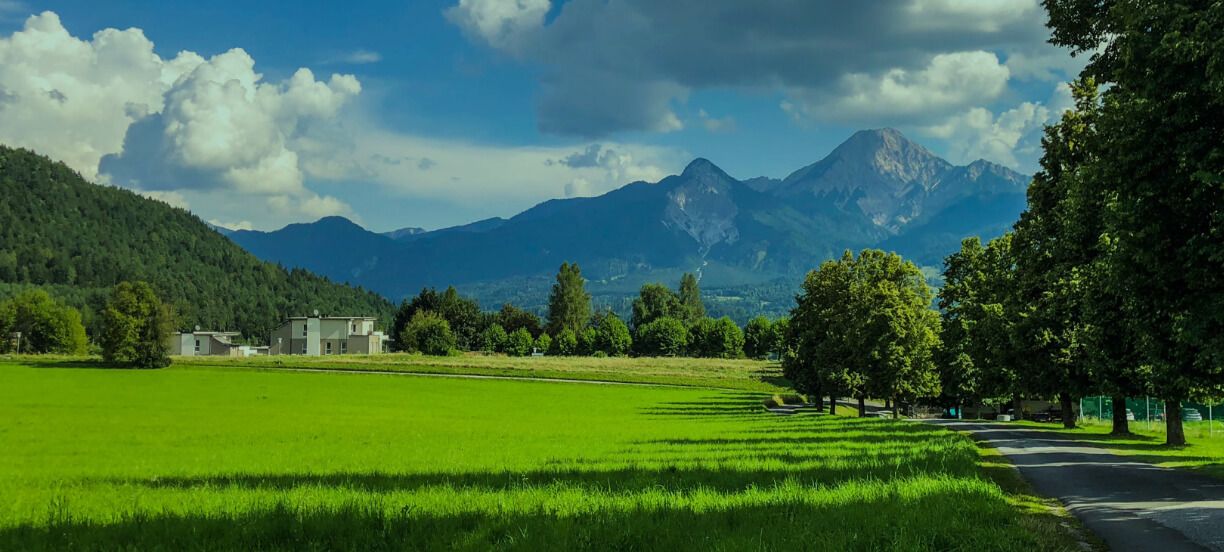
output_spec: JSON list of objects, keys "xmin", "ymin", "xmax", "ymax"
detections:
[
  {"xmin": 591, "ymin": 310, "xmax": 632, "ymax": 356},
  {"xmin": 688, "ymin": 316, "xmax": 745, "ymax": 359},
  {"xmin": 634, "ymin": 317, "xmax": 688, "ymax": 357},
  {"xmin": 938, "ymin": 236, "xmax": 1023, "ymax": 415},
  {"xmin": 630, "ymin": 283, "xmax": 683, "ymax": 329},
  {"xmin": 392, "ymin": 287, "xmax": 483, "ymax": 351},
  {"xmin": 852, "ymin": 250, "xmax": 942, "ymax": 416},
  {"xmin": 786, "ymin": 252, "xmax": 864, "ymax": 412},
  {"xmin": 546, "ymin": 262, "xmax": 591, "ymax": 336},
  {"xmin": 399, "ymin": 311, "xmax": 457, "ymax": 356},
  {"xmin": 743, "ymin": 315, "xmax": 774, "ymax": 360},
  {"xmin": 1010, "ymin": 86, "xmax": 1100, "ymax": 429},
  {"xmin": 100, "ymin": 281, "xmax": 173, "ymax": 368},
  {"xmin": 0, "ymin": 289, "xmax": 87, "ymax": 354},
  {"xmin": 1043, "ymin": 0, "xmax": 1224, "ymax": 444},
  {"xmin": 496, "ymin": 303, "xmax": 544, "ymax": 338},
  {"xmin": 789, "ymin": 250, "xmax": 941, "ymax": 416}
]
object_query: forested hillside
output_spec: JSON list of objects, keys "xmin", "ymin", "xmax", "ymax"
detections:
[{"xmin": 0, "ymin": 146, "xmax": 393, "ymax": 341}]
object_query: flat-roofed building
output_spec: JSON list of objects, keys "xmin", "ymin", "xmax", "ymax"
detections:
[
  {"xmin": 168, "ymin": 331, "xmax": 263, "ymax": 357},
  {"xmin": 269, "ymin": 315, "xmax": 388, "ymax": 356}
]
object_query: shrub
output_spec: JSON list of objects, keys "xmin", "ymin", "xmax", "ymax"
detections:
[
  {"xmin": 551, "ymin": 328, "xmax": 578, "ymax": 356},
  {"xmin": 101, "ymin": 281, "xmax": 173, "ymax": 368},
  {"xmin": 743, "ymin": 315, "xmax": 774, "ymax": 360},
  {"xmin": 592, "ymin": 311, "xmax": 632, "ymax": 356},
  {"xmin": 687, "ymin": 317, "xmax": 743, "ymax": 358},
  {"xmin": 399, "ymin": 311, "xmax": 457, "ymax": 356},
  {"xmin": 576, "ymin": 327, "xmax": 597, "ymax": 355},
  {"xmin": 505, "ymin": 327, "xmax": 535, "ymax": 357},
  {"xmin": 479, "ymin": 323, "xmax": 508, "ymax": 353},
  {"xmin": 634, "ymin": 317, "xmax": 688, "ymax": 357},
  {"xmin": 535, "ymin": 333, "xmax": 552, "ymax": 355}
]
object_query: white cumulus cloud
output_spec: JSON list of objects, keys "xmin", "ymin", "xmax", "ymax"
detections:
[
  {"xmin": 0, "ymin": 12, "xmax": 198, "ymax": 180},
  {"xmin": 0, "ymin": 11, "xmax": 363, "ymax": 224},
  {"xmin": 784, "ymin": 51, "xmax": 1011, "ymax": 125},
  {"xmin": 922, "ymin": 83, "xmax": 1074, "ymax": 171}
]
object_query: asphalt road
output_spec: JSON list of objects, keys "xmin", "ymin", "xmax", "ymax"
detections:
[{"xmin": 929, "ymin": 420, "xmax": 1224, "ymax": 551}]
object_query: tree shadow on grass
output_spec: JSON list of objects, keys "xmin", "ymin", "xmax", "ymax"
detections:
[
  {"xmin": 10, "ymin": 358, "xmax": 149, "ymax": 370},
  {"xmin": 0, "ymin": 479, "xmax": 1054, "ymax": 551}
]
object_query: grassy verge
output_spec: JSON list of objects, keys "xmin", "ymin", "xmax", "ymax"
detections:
[
  {"xmin": 1, "ymin": 362, "xmax": 1085, "ymax": 550},
  {"xmin": 12, "ymin": 353, "xmax": 791, "ymax": 392},
  {"xmin": 1012, "ymin": 418, "xmax": 1224, "ymax": 481}
]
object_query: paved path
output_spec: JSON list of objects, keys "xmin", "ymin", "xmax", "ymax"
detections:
[{"xmin": 929, "ymin": 420, "xmax": 1224, "ymax": 552}]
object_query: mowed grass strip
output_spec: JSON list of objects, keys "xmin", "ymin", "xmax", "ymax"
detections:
[
  {"xmin": 169, "ymin": 352, "xmax": 791, "ymax": 392},
  {"xmin": 1, "ymin": 363, "xmax": 1081, "ymax": 550}
]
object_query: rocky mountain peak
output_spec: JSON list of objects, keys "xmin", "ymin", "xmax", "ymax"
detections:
[{"xmin": 665, "ymin": 157, "xmax": 741, "ymax": 249}]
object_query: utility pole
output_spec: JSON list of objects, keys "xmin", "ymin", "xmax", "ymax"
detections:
[{"xmin": 13, "ymin": 331, "xmax": 20, "ymax": 355}]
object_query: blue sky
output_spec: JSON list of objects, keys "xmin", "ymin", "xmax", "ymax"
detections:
[{"xmin": 0, "ymin": 1, "xmax": 1082, "ymax": 231}]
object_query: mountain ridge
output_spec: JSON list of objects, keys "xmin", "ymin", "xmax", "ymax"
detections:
[{"xmin": 227, "ymin": 128, "xmax": 1029, "ymax": 314}]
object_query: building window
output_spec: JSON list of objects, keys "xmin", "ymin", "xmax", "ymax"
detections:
[
  {"xmin": 301, "ymin": 343, "xmax": 307, "ymax": 354},
  {"xmin": 194, "ymin": 339, "xmax": 200, "ymax": 353},
  {"xmin": 325, "ymin": 342, "xmax": 332, "ymax": 355},
  {"xmin": 301, "ymin": 324, "xmax": 307, "ymax": 337},
  {"xmin": 351, "ymin": 322, "xmax": 357, "ymax": 333},
  {"xmin": 340, "ymin": 341, "xmax": 347, "ymax": 354}
]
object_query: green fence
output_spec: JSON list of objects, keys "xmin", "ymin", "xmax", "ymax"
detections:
[{"xmin": 1079, "ymin": 396, "xmax": 1221, "ymax": 425}]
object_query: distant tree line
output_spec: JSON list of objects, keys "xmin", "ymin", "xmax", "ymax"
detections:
[
  {"xmin": 390, "ymin": 263, "xmax": 788, "ymax": 360},
  {"xmin": 2, "ymin": 280, "xmax": 172, "ymax": 369}
]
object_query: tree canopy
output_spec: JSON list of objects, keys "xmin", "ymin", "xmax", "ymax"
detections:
[
  {"xmin": 787, "ymin": 250, "xmax": 941, "ymax": 415},
  {"xmin": 0, "ymin": 289, "xmax": 87, "ymax": 354},
  {"xmin": 100, "ymin": 281, "xmax": 172, "ymax": 368}
]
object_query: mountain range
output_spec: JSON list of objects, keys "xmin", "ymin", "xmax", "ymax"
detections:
[{"xmin": 226, "ymin": 129, "xmax": 1029, "ymax": 316}]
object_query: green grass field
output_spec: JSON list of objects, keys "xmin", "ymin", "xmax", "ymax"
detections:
[
  {"xmin": 0, "ymin": 360, "xmax": 1088, "ymax": 550},
  {"xmin": 171, "ymin": 352, "xmax": 790, "ymax": 392}
]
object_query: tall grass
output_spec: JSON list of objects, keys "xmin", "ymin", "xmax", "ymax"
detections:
[
  {"xmin": 0, "ymin": 362, "xmax": 1083, "ymax": 550},
  {"xmin": 174, "ymin": 352, "xmax": 792, "ymax": 392}
]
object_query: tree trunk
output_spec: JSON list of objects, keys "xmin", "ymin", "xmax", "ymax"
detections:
[
  {"xmin": 1110, "ymin": 394, "xmax": 1131, "ymax": 435},
  {"xmin": 858, "ymin": 396, "xmax": 867, "ymax": 417},
  {"xmin": 884, "ymin": 398, "xmax": 891, "ymax": 410},
  {"xmin": 892, "ymin": 398, "xmax": 900, "ymax": 419},
  {"xmin": 1013, "ymin": 395, "xmax": 1023, "ymax": 421},
  {"xmin": 1061, "ymin": 395, "xmax": 1076, "ymax": 429},
  {"xmin": 1166, "ymin": 399, "xmax": 1186, "ymax": 446},
  {"xmin": 829, "ymin": 395, "xmax": 837, "ymax": 415}
]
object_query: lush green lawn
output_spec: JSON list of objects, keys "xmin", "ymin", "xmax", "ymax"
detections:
[
  {"xmin": 1017, "ymin": 419, "xmax": 1224, "ymax": 481},
  {"xmin": 173, "ymin": 352, "xmax": 791, "ymax": 392},
  {"xmin": 0, "ymin": 362, "xmax": 1087, "ymax": 550}
]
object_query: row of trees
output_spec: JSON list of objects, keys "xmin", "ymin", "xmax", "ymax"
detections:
[
  {"xmin": 933, "ymin": 0, "xmax": 1224, "ymax": 446},
  {"xmin": 2, "ymin": 282, "xmax": 172, "ymax": 368},
  {"xmin": 782, "ymin": 250, "xmax": 941, "ymax": 417},
  {"xmin": 391, "ymin": 263, "xmax": 788, "ymax": 359}
]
